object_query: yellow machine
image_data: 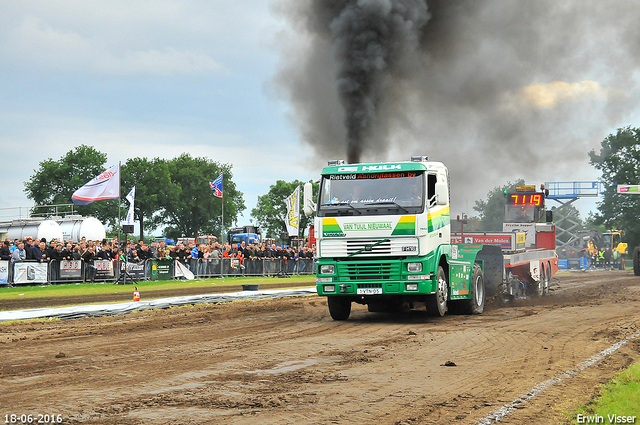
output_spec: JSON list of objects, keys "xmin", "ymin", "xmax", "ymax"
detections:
[{"xmin": 602, "ymin": 230, "xmax": 627, "ymax": 256}]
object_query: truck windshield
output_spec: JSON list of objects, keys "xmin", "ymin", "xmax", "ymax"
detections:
[{"xmin": 318, "ymin": 172, "xmax": 426, "ymax": 217}]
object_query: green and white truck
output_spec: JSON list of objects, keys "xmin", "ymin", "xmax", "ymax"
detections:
[{"xmin": 303, "ymin": 156, "xmax": 493, "ymax": 320}]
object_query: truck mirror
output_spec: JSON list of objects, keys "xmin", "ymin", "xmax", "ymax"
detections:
[
  {"xmin": 546, "ymin": 210, "xmax": 553, "ymax": 223},
  {"xmin": 435, "ymin": 181, "xmax": 448, "ymax": 205},
  {"xmin": 303, "ymin": 182, "xmax": 316, "ymax": 216}
]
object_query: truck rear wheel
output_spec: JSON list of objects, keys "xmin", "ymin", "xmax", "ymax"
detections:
[
  {"xmin": 634, "ymin": 247, "xmax": 640, "ymax": 276},
  {"xmin": 327, "ymin": 296, "xmax": 351, "ymax": 320},
  {"xmin": 427, "ymin": 266, "xmax": 448, "ymax": 316}
]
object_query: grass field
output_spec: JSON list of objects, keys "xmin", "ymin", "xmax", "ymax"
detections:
[
  {"xmin": 567, "ymin": 362, "xmax": 640, "ymax": 423},
  {"xmin": 0, "ymin": 275, "xmax": 316, "ymax": 303}
]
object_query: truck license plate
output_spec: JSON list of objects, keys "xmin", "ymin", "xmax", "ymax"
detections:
[{"xmin": 357, "ymin": 288, "xmax": 383, "ymax": 295}]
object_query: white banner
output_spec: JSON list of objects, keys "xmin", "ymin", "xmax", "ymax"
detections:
[
  {"xmin": 174, "ymin": 261, "xmax": 195, "ymax": 280},
  {"xmin": 125, "ymin": 186, "xmax": 135, "ymax": 225},
  {"xmin": 285, "ymin": 186, "xmax": 300, "ymax": 237},
  {"xmin": 0, "ymin": 260, "xmax": 8, "ymax": 284},
  {"xmin": 13, "ymin": 263, "xmax": 48, "ymax": 284},
  {"xmin": 60, "ymin": 260, "xmax": 82, "ymax": 278},
  {"xmin": 72, "ymin": 164, "xmax": 120, "ymax": 205}
]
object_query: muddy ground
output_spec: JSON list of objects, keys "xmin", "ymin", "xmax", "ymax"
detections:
[{"xmin": 1, "ymin": 270, "xmax": 640, "ymax": 424}]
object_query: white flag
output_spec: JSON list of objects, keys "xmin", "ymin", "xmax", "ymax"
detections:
[
  {"xmin": 125, "ymin": 187, "xmax": 135, "ymax": 225},
  {"xmin": 72, "ymin": 164, "xmax": 120, "ymax": 205},
  {"xmin": 174, "ymin": 261, "xmax": 195, "ymax": 280},
  {"xmin": 285, "ymin": 186, "xmax": 300, "ymax": 237}
]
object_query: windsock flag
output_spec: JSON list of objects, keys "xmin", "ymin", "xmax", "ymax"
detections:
[
  {"xmin": 125, "ymin": 186, "xmax": 135, "ymax": 225},
  {"xmin": 210, "ymin": 174, "xmax": 223, "ymax": 198},
  {"xmin": 72, "ymin": 164, "xmax": 120, "ymax": 205}
]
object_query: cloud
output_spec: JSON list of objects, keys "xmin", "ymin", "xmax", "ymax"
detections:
[
  {"xmin": 1, "ymin": 16, "xmax": 224, "ymax": 76},
  {"xmin": 514, "ymin": 80, "xmax": 628, "ymax": 109}
]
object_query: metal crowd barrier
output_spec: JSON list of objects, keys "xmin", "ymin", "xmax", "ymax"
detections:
[
  {"xmin": 180, "ymin": 257, "xmax": 316, "ymax": 278},
  {"xmin": 0, "ymin": 257, "xmax": 316, "ymax": 286}
]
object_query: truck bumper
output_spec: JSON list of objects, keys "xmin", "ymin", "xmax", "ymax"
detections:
[{"xmin": 315, "ymin": 258, "xmax": 437, "ymax": 297}]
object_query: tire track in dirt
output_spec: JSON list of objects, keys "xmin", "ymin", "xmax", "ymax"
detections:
[{"xmin": 2, "ymin": 270, "xmax": 640, "ymax": 424}]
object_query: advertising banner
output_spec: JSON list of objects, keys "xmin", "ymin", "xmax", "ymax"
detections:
[
  {"xmin": 0, "ymin": 260, "xmax": 8, "ymax": 284},
  {"xmin": 151, "ymin": 260, "xmax": 172, "ymax": 281},
  {"xmin": 14, "ymin": 262, "xmax": 48, "ymax": 284},
  {"xmin": 618, "ymin": 185, "xmax": 640, "ymax": 194},
  {"xmin": 94, "ymin": 260, "xmax": 114, "ymax": 278},
  {"xmin": 285, "ymin": 186, "xmax": 300, "ymax": 237},
  {"xmin": 121, "ymin": 261, "xmax": 146, "ymax": 279},
  {"xmin": 60, "ymin": 260, "xmax": 82, "ymax": 279}
]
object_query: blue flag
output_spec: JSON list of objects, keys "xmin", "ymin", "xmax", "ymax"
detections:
[{"xmin": 210, "ymin": 174, "xmax": 223, "ymax": 198}]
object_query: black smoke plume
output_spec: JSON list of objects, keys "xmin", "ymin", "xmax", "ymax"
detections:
[{"xmin": 273, "ymin": 0, "xmax": 640, "ymax": 211}]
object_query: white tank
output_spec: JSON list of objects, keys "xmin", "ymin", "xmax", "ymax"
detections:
[
  {"xmin": 58, "ymin": 216, "xmax": 106, "ymax": 242},
  {"xmin": 6, "ymin": 219, "xmax": 64, "ymax": 242}
]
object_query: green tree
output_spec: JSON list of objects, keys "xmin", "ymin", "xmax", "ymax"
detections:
[
  {"xmin": 473, "ymin": 179, "xmax": 525, "ymax": 231},
  {"xmin": 589, "ymin": 126, "xmax": 640, "ymax": 249},
  {"xmin": 160, "ymin": 154, "xmax": 245, "ymax": 241},
  {"xmin": 24, "ymin": 145, "xmax": 119, "ymax": 226},
  {"xmin": 121, "ymin": 157, "xmax": 174, "ymax": 240},
  {"xmin": 251, "ymin": 180, "xmax": 318, "ymax": 239}
]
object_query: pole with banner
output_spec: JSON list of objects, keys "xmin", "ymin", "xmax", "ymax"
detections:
[{"xmin": 210, "ymin": 174, "xmax": 224, "ymax": 242}]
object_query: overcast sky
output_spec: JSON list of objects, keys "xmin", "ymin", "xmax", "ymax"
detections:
[
  {"xmin": 1, "ymin": 1, "xmax": 638, "ymax": 227},
  {"xmin": 0, "ymin": 0, "xmax": 316, "ymax": 226}
]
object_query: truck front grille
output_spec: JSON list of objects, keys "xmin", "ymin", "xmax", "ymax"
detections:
[
  {"xmin": 344, "ymin": 263, "xmax": 393, "ymax": 280},
  {"xmin": 346, "ymin": 240, "xmax": 391, "ymax": 255}
]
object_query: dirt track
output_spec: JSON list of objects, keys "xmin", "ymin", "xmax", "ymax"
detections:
[{"xmin": 2, "ymin": 270, "xmax": 640, "ymax": 424}]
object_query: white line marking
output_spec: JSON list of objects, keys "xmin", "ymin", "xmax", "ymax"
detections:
[{"xmin": 477, "ymin": 330, "xmax": 640, "ymax": 424}]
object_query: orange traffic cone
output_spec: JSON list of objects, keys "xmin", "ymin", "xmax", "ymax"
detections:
[{"xmin": 133, "ymin": 287, "xmax": 140, "ymax": 302}]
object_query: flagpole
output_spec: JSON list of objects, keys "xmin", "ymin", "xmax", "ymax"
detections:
[
  {"xmin": 117, "ymin": 161, "xmax": 121, "ymax": 252},
  {"xmin": 221, "ymin": 182, "xmax": 224, "ymax": 243}
]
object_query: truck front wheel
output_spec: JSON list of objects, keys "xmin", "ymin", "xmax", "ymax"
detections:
[
  {"xmin": 327, "ymin": 296, "xmax": 351, "ymax": 320},
  {"xmin": 634, "ymin": 246, "xmax": 640, "ymax": 276},
  {"xmin": 427, "ymin": 266, "xmax": 448, "ymax": 316}
]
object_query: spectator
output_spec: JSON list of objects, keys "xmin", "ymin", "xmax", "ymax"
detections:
[
  {"xmin": 12, "ymin": 242, "xmax": 26, "ymax": 262},
  {"xmin": 62, "ymin": 243, "xmax": 74, "ymax": 261},
  {"xmin": 82, "ymin": 245, "xmax": 97, "ymax": 282},
  {"xmin": 188, "ymin": 243, "xmax": 199, "ymax": 273},
  {"xmin": 128, "ymin": 248, "xmax": 141, "ymax": 263},
  {"xmin": 138, "ymin": 244, "xmax": 152, "ymax": 261},
  {"xmin": 604, "ymin": 248, "xmax": 612, "ymax": 268},
  {"xmin": 0, "ymin": 241, "xmax": 11, "ymax": 261},
  {"xmin": 174, "ymin": 244, "xmax": 188, "ymax": 265},
  {"xmin": 48, "ymin": 243, "xmax": 64, "ymax": 281},
  {"xmin": 72, "ymin": 245, "xmax": 82, "ymax": 260},
  {"xmin": 9, "ymin": 239, "xmax": 19, "ymax": 254},
  {"xmin": 149, "ymin": 241, "xmax": 158, "ymax": 256},
  {"xmin": 31, "ymin": 241, "xmax": 46, "ymax": 263},
  {"xmin": 24, "ymin": 238, "xmax": 35, "ymax": 260},
  {"xmin": 98, "ymin": 243, "xmax": 112, "ymax": 260}
]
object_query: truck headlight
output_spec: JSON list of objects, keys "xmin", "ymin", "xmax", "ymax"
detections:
[
  {"xmin": 407, "ymin": 262, "xmax": 422, "ymax": 272},
  {"xmin": 320, "ymin": 264, "xmax": 335, "ymax": 274},
  {"xmin": 406, "ymin": 283, "xmax": 419, "ymax": 291},
  {"xmin": 323, "ymin": 285, "xmax": 336, "ymax": 292}
]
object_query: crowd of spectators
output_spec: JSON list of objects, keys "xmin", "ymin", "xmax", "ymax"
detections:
[{"xmin": 0, "ymin": 236, "xmax": 317, "ymax": 279}]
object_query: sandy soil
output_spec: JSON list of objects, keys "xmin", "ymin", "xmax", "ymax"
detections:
[{"xmin": 1, "ymin": 270, "xmax": 640, "ymax": 424}]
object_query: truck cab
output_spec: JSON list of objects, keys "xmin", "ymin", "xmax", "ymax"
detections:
[{"xmin": 304, "ymin": 156, "xmax": 486, "ymax": 320}]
